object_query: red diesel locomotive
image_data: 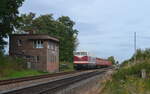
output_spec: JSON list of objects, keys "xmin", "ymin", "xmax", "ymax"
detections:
[{"xmin": 73, "ymin": 52, "xmax": 112, "ymax": 70}]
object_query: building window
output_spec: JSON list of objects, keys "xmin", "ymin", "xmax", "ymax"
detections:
[
  {"xmin": 48, "ymin": 42, "xmax": 51, "ymax": 49},
  {"xmin": 54, "ymin": 55, "xmax": 56, "ymax": 63},
  {"xmin": 51, "ymin": 55, "xmax": 53, "ymax": 62},
  {"xmin": 55, "ymin": 45, "xmax": 58, "ymax": 51},
  {"xmin": 50, "ymin": 55, "xmax": 52, "ymax": 62},
  {"xmin": 48, "ymin": 42, "xmax": 55, "ymax": 50},
  {"xmin": 17, "ymin": 39, "xmax": 22, "ymax": 46},
  {"xmin": 33, "ymin": 40, "xmax": 44, "ymax": 48},
  {"xmin": 35, "ymin": 56, "xmax": 40, "ymax": 62},
  {"xmin": 50, "ymin": 55, "xmax": 54, "ymax": 63},
  {"xmin": 26, "ymin": 56, "xmax": 31, "ymax": 59}
]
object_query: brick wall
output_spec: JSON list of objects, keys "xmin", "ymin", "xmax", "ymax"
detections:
[{"xmin": 9, "ymin": 34, "xmax": 59, "ymax": 72}]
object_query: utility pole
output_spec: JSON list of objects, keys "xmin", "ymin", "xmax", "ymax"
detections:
[{"xmin": 134, "ymin": 32, "xmax": 136, "ymax": 64}]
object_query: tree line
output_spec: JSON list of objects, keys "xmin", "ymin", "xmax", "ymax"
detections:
[
  {"xmin": 18, "ymin": 13, "xmax": 79, "ymax": 62},
  {"xmin": 121, "ymin": 48, "xmax": 150, "ymax": 67},
  {"xmin": 0, "ymin": 0, "xmax": 79, "ymax": 62}
]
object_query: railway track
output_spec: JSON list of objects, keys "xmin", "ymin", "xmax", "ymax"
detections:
[
  {"xmin": 0, "ymin": 71, "xmax": 82, "ymax": 86},
  {"xmin": 1, "ymin": 68, "xmax": 110, "ymax": 94}
]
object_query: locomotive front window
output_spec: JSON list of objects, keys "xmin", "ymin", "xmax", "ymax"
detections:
[
  {"xmin": 74, "ymin": 52, "xmax": 87, "ymax": 56},
  {"xmin": 74, "ymin": 52, "xmax": 80, "ymax": 55},
  {"xmin": 80, "ymin": 52, "xmax": 87, "ymax": 56}
]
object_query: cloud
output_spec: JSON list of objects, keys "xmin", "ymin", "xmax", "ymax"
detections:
[{"xmin": 19, "ymin": 0, "xmax": 150, "ymax": 62}]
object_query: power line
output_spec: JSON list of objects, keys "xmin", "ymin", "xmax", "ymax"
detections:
[{"xmin": 134, "ymin": 32, "xmax": 136, "ymax": 63}]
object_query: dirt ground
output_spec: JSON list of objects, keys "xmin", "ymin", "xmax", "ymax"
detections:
[{"xmin": 83, "ymin": 70, "xmax": 114, "ymax": 94}]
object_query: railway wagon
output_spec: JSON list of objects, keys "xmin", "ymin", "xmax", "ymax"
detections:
[
  {"xmin": 96, "ymin": 58, "xmax": 112, "ymax": 68},
  {"xmin": 73, "ymin": 51, "xmax": 112, "ymax": 70}
]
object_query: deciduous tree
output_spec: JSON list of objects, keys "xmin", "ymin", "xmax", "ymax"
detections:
[
  {"xmin": 108, "ymin": 56, "xmax": 116, "ymax": 65},
  {"xmin": 0, "ymin": 0, "xmax": 24, "ymax": 52},
  {"xmin": 18, "ymin": 13, "xmax": 79, "ymax": 62}
]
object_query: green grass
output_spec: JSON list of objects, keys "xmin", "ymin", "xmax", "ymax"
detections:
[
  {"xmin": 113, "ymin": 62, "xmax": 150, "ymax": 80},
  {"xmin": 0, "ymin": 69, "xmax": 48, "ymax": 80},
  {"xmin": 59, "ymin": 62, "xmax": 74, "ymax": 72},
  {"xmin": 101, "ymin": 62, "xmax": 150, "ymax": 94},
  {"xmin": 102, "ymin": 77, "xmax": 150, "ymax": 94},
  {"xmin": 0, "ymin": 53, "xmax": 74, "ymax": 80},
  {"xmin": 0, "ymin": 54, "xmax": 48, "ymax": 80}
]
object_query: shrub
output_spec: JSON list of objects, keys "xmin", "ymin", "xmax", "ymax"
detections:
[
  {"xmin": 59, "ymin": 62, "xmax": 74, "ymax": 72},
  {"xmin": 0, "ymin": 54, "xmax": 26, "ymax": 77},
  {"xmin": 113, "ymin": 62, "xmax": 150, "ymax": 80}
]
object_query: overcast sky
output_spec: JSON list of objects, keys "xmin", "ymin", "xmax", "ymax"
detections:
[{"xmin": 19, "ymin": 0, "xmax": 150, "ymax": 62}]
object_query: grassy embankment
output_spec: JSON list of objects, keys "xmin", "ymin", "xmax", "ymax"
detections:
[
  {"xmin": 101, "ymin": 62, "xmax": 150, "ymax": 94},
  {"xmin": 0, "ymin": 53, "xmax": 74, "ymax": 80},
  {"xmin": 59, "ymin": 62, "xmax": 74, "ymax": 72},
  {"xmin": 0, "ymin": 54, "xmax": 47, "ymax": 80}
]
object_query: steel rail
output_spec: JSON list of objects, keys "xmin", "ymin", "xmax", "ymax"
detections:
[
  {"xmin": 0, "ymin": 71, "xmax": 83, "ymax": 86},
  {"xmin": 2, "ymin": 68, "xmax": 109, "ymax": 94}
]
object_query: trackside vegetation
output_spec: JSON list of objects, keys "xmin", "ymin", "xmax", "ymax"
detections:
[
  {"xmin": 101, "ymin": 49, "xmax": 150, "ymax": 94},
  {"xmin": 101, "ymin": 63, "xmax": 150, "ymax": 94},
  {"xmin": 59, "ymin": 62, "xmax": 74, "ymax": 72},
  {"xmin": 0, "ymin": 53, "xmax": 74, "ymax": 80},
  {"xmin": 0, "ymin": 53, "xmax": 48, "ymax": 80}
]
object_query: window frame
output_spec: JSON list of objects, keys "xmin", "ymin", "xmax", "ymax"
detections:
[
  {"xmin": 17, "ymin": 39, "xmax": 22, "ymax": 46},
  {"xmin": 35, "ymin": 56, "xmax": 40, "ymax": 63},
  {"xmin": 33, "ymin": 40, "xmax": 44, "ymax": 48}
]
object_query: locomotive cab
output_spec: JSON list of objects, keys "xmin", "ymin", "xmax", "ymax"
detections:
[{"xmin": 73, "ymin": 51, "xmax": 96, "ymax": 70}]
